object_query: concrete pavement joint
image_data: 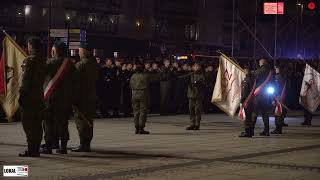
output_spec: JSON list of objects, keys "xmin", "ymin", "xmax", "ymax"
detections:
[
  {"xmin": 224, "ymin": 160, "xmax": 320, "ymax": 172},
  {"xmin": 64, "ymin": 144, "xmax": 320, "ymax": 180}
]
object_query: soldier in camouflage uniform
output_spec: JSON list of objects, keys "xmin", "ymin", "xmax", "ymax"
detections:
[
  {"xmin": 19, "ymin": 37, "xmax": 46, "ymax": 157},
  {"xmin": 185, "ymin": 62, "xmax": 205, "ymax": 131},
  {"xmin": 41, "ymin": 41, "xmax": 77, "ymax": 154},
  {"xmin": 72, "ymin": 43, "xmax": 99, "ymax": 152},
  {"xmin": 239, "ymin": 67, "xmax": 255, "ymax": 137},
  {"xmin": 130, "ymin": 60, "xmax": 158, "ymax": 134}
]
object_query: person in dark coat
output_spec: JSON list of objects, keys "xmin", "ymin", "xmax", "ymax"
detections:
[
  {"xmin": 101, "ymin": 58, "xmax": 114, "ymax": 118},
  {"xmin": 159, "ymin": 59, "xmax": 174, "ymax": 115}
]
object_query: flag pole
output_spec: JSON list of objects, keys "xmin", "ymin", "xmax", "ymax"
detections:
[{"xmin": 1, "ymin": 30, "xmax": 27, "ymax": 57}]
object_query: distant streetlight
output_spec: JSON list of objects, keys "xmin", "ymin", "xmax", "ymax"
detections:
[
  {"xmin": 136, "ymin": 21, "xmax": 141, "ymax": 27},
  {"xmin": 88, "ymin": 17, "xmax": 93, "ymax": 22},
  {"xmin": 297, "ymin": 3, "xmax": 302, "ymax": 6}
]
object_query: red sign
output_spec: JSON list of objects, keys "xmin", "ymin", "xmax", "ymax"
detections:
[{"xmin": 264, "ymin": 2, "xmax": 284, "ymax": 15}]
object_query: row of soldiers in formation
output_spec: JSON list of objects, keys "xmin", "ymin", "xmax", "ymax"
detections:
[
  {"xmin": 18, "ymin": 37, "xmax": 314, "ymax": 157},
  {"xmin": 19, "ymin": 38, "xmax": 98, "ymax": 157},
  {"xmin": 95, "ymin": 57, "xmax": 217, "ymax": 118}
]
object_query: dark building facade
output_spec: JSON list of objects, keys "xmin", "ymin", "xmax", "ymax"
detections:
[{"xmin": 1, "ymin": 0, "xmax": 319, "ymax": 59}]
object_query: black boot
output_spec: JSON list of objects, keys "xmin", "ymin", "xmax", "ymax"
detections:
[
  {"xmin": 301, "ymin": 121, "xmax": 312, "ymax": 126},
  {"xmin": 19, "ymin": 144, "xmax": 40, "ymax": 157},
  {"xmin": 40, "ymin": 141, "xmax": 52, "ymax": 154},
  {"xmin": 271, "ymin": 128, "xmax": 282, "ymax": 134},
  {"xmin": 194, "ymin": 126, "xmax": 200, "ymax": 130},
  {"xmin": 186, "ymin": 125, "xmax": 195, "ymax": 130},
  {"xmin": 56, "ymin": 140, "xmax": 68, "ymax": 154},
  {"xmin": 52, "ymin": 140, "xmax": 60, "ymax": 149},
  {"xmin": 139, "ymin": 127, "xmax": 150, "ymax": 134},
  {"xmin": 135, "ymin": 126, "xmax": 140, "ymax": 134},
  {"xmin": 72, "ymin": 142, "xmax": 91, "ymax": 152},
  {"xmin": 40, "ymin": 147, "xmax": 52, "ymax": 154},
  {"xmin": 239, "ymin": 128, "xmax": 253, "ymax": 138},
  {"xmin": 259, "ymin": 130, "xmax": 270, "ymax": 136}
]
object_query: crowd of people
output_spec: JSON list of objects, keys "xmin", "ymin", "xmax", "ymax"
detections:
[
  {"xmin": 94, "ymin": 57, "xmax": 218, "ymax": 118},
  {"xmin": 93, "ymin": 56, "xmax": 320, "ymax": 118}
]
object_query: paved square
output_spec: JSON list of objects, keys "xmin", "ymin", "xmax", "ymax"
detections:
[{"xmin": 0, "ymin": 114, "xmax": 320, "ymax": 180}]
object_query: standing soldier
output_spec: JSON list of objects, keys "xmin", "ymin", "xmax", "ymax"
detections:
[
  {"xmin": 252, "ymin": 59, "xmax": 272, "ymax": 136},
  {"xmin": 239, "ymin": 67, "xmax": 255, "ymax": 137},
  {"xmin": 41, "ymin": 41, "xmax": 76, "ymax": 154},
  {"xmin": 185, "ymin": 62, "xmax": 205, "ymax": 130},
  {"xmin": 130, "ymin": 61, "xmax": 158, "ymax": 134},
  {"xmin": 271, "ymin": 66, "xmax": 287, "ymax": 134},
  {"xmin": 72, "ymin": 43, "xmax": 99, "ymax": 152},
  {"xmin": 19, "ymin": 37, "xmax": 46, "ymax": 157}
]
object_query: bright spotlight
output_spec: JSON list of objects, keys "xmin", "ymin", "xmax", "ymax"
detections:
[
  {"xmin": 25, "ymin": 5, "xmax": 31, "ymax": 16},
  {"xmin": 267, "ymin": 86, "xmax": 275, "ymax": 95}
]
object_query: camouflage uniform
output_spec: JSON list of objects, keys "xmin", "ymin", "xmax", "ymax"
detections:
[
  {"xmin": 74, "ymin": 56, "xmax": 99, "ymax": 151},
  {"xmin": 187, "ymin": 72, "xmax": 205, "ymax": 130},
  {"xmin": 19, "ymin": 50, "xmax": 46, "ymax": 156},
  {"xmin": 130, "ymin": 68, "xmax": 158, "ymax": 134}
]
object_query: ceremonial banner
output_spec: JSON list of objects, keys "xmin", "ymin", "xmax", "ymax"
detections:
[
  {"xmin": 0, "ymin": 35, "xmax": 27, "ymax": 120},
  {"xmin": 212, "ymin": 55, "xmax": 245, "ymax": 117},
  {"xmin": 299, "ymin": 64, "xmax": 320, "ymax": 113}
]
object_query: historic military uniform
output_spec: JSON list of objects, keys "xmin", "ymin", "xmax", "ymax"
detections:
[
  {"xmin": 186, "ymin": 71, "xmax": 205, "ymax": 130},
  {"xmin": 239, "ymin": 72, "xmax": 255, "ymax": 137},
  {"xmin": 19, "ymin": 48, "xmax": 46, "ymax": 157},
  {"xmin": 252, "ymin": 64, "xmax": 272, "ymax": 136},
  {"xmin": 42, "ymin": 47, "xmax": 77, "ymax": 154},
  {"xmin": 73, "ymin": 54, "xmax": 99, "ymax": 152}
]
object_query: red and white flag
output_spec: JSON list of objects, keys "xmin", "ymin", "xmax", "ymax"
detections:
[
  {"xmin": 212, "ymin": 54, "xmax": 245, "ymax": 117},
  {"xmin": 299, "ymin": 64, "xmax": 320, "ymax": 113}
]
